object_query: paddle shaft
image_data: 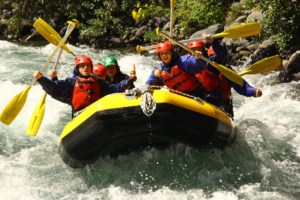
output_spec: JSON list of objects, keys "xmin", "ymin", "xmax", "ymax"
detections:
[
  {"xmin": 53, "ymin": 24, "xmax": 72, "ymax": 70},
  {"xmin": 170, "ymin": 0, "xmax": 175, "ymax": 37}
]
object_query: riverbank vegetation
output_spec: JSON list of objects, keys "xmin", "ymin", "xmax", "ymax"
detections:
[{"xmin": 0, "ymin": 0, "xmax": 299, "ymax": 52}]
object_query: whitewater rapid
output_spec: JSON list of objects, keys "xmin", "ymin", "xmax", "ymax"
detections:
[{"xmin": 0, "ymin": 40, "xmax": 299, "ymax": 200}]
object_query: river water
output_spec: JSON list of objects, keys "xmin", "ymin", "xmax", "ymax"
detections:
[{"xmin": 0, "ymin": 40, "xmax": 299, "ymax": 200}]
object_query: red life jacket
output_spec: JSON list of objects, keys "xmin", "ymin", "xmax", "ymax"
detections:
[
  {"xmin": 195, "ymin": 69, "xmax": 231, "ymax": 100},
  {"xmin": 161, "ymin": 65, "xmax": 201, "ymax": 92},
  {"xmin": 207, "ymin": 46, "xmax": 215, "ymax": 57},
  {"xmin": 72, "ymin": 76, "xmax": 101, "ymax": 111}
]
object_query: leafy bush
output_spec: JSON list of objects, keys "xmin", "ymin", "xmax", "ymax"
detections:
[
  {"xmin": 175, "ymin": 0, "xmax": 237, "ymax": 35},
  {"xmin": 143, "ymin": 30, "xmax": 164, "ymax": 44},
  {"xmin": 2, "ymin": 0, "xmax": 299, "ymax": 52},
  {"xmin": 225, "ymin": 2, "xmax": 248, "ymax": 24},
  {"xmin": 253, "ymin": 0, "xmax": 300, "ymax": 50}
]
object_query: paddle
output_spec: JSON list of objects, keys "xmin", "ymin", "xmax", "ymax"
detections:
[
  {"xmin": 156, "ymin": 27, "xmax": 244, "ymax": 86},
  {"xmin": 136, "ymin": 22, "xmax": 261, "ymax": 53},
  {"xmin": 26, "ymin": 93, "xmax": 47, "ymax": 136},
  {"xmin": 33, "ymin": 18, "xmax": 76, "ymax": 56},
  {"xmin": 0, "ymin": 19, "xmax": 78, "ymax": 125},
  {"xmin": 170, "ymin": 0, "xmax": 175, "ymax": 37},
  {"xmin": 27, "ymin": 24, "xmax": 71, "ymax": 136},
  {"xmin": 239, "ymin": 55, "xmax": 282, "ymax": 76}
]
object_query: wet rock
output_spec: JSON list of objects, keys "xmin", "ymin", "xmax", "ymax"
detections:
[
  {"xmin": 235, "ymin": 15, "xmax": 247, "ymax": 23},
  {"xmin": 246, "ymin": 44, "xmax": 259, "ymax": 52},
  {"xmin": 147, "ymin": 19, "xmax": 156, "ymax": 28},
  {"xmin": 246, "ymin": 9, "xmax": 263, "ymax": 21},
  {"xmin": 250, "ymin": 38, "xmax": 279, "ymax": 64},
  {"xmin": 190, "ymin": 24, "xmax": 224, "ymax": 39},
  {"xmin": 0, "ymin": 23, "xmax": 8, "ymax": 36},
  {"xmin": 20, "ymin": 19, "xmax": 32, "ymax": 36},
  {"xmin": 277, "ymin": 51, "xmax": 300, "ymax": 83},
  {"xmin": 135, "ymin": 26, "xmax": 148, "ymax": 38},
  {"xmin": 163, "ymin": 22, "xmax": 170, "ymax": 32},
  {"xmin": 236, "ymin": 46, "xmax": 248, "ymax": 52},
  {"xmin": 238, "ymin": 50, "xmax": 252, "ymax": 56},
  {"xmin": 287, "ymin": 51, "xmax": 300, "ymax": 74},
  {"xmin": 229, "ymin": 53, "xmax": 243, "ymax": 66},
  {"xmin": 292, "ymin": 72, "xmax": 300, "ymax": 81},
  {"xmin": 110, "ymin": 37, "xmax": 124, "ymax": 47},
  {"xmin": 277, "ymin": 69, "xmax": 293, "ymax": 83}
]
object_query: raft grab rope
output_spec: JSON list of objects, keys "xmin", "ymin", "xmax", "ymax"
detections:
[
  {"xmin": 125, "ymin": 85, "xmax": 205, "ymax": 117},
  {"xmin": 125, "ymin": 86, "xmax": 156, "ymax": 117},
  {"xmin": 140, "ymin": 89, "xmax": 156, "ymax": 117}
]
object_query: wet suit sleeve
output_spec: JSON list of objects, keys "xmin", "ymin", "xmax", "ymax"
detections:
[
  {"xmin": 145, "ymin": 69, "xmax": 164, "ymax": 86},
  {"xmin": 207, "ymin": 41, "xmax": 228, "ymax": 75},
  {"xmin": 98, "ymin": 78, "xmax": 136, "ymax": 96},
  {"xmin": 37, "ymin": 76, "xmax": 73, "ymax": 104},
  {"xmin": 178, "ymin": 55, "xmax": 206, "ymax": 75},
  {"xmin": 211, "ymin": 41, "xmax": 228, "ymax": 64},
  {"xmin": 120, "ymin": 73, "xmax": 135, "ymax": 90},
  {"xmin": 228, "ymin": 79, "xmax": 257, "ymax": 97}
]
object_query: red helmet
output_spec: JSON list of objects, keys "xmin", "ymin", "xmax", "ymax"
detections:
[
  {"xmin": 93, "ymin": 63, "xmax": 107, "ymax": 76},
  {"xmin": 156, "ymin": 41, "xmax": 173, "ymax": 53},
  {"xmin": 207, "ymin": 46, "xmax": 215, "ymax": 57},
  {"xmin": 75, "ymin": 56, "xmax": 93, "ymax": 67},
  {"xmin": 188, "ymin": 40, "xmax": 204, "ymax": 49}
]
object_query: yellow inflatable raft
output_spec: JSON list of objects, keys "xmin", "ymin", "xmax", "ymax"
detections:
[{"xmin": 58, "ymin": 86, "xmax": 236, "ymax": 168}]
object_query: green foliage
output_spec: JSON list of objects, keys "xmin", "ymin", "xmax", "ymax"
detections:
[
  {"xmin": 175, "ymin": 0, "xmax": 236, "ymax": 35},
  {"xmin": 79, "ymin": 1, "xmax": 136, "ymax": 42},
  {"xmin": 143, "ymin": 30, "xmax": 164, "ymax": 44},
  {"xmin": 225, "ymin": 2, "xmax": 248, "ymax": 24},
  {"xmin": 2, "ymin": 0, "xmax": 299, "ymax": 52},
  {"xmin": 7, "ymin": 15, "xmax": 21, "ymax": 34},
  {"xmin": 132, "ymin": 3, "xmax": 168, "ymax": 23},
  {"xmin": 132, "ymin": 3, "xmax": 148, "ymax": 23},
  {"xmin": 255, "ymin": 0, "xmax": 300, "ymax": 50}
]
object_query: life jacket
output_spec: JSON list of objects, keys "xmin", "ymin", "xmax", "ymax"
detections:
[
  {"xmin": 72, "ymin": 76, "xmax": 101, "ymax": 112},
  {"xmin": 219, "ymin": 74, "xmax": 231, "ymax": 100},
  {"xmin": 207, "ymin": 46, "xmax": 215, "ymax": 57},
  {"xmin": 161, "ymin": 65, "xmax": 201, "ymax": 92},
  {"xmin": 195, "ymin": 69, "xmax": 231, "ymax": 101}
]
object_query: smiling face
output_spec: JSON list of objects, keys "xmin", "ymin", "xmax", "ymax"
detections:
[
  {"xmin": 105, "ymin": 65, "xmax": 117, "ymax": 78},
  {"xmin": 78, "ymin": 62, "xmax": 92, "ymax": 77},
  {"xmin": 159, "ymin": 50, "xmax": 172, "ymax": 64}
]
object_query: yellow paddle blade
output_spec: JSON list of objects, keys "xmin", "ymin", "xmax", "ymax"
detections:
[
  {"xmin": 27, "ymin": 93, "xmax": 47, "ymax": 136},
  {"xmin": 33, "ymin": 18, "xmax": 72, "ymax": 54},
  {"xmin": 209, "ymin": 61, "xmax": 244, "ymax": 86},
  {"xmin": 239, "ymin": 55, "xmax": 282, "ymax": 76},
  {"xmin": 215, "ymin": 22, "xmax": 261, "ymax": 38},
  {"xmin": 170, "ymin": 0, "xmax": 175, "ymax": 8},
  {"xmin": 136, "ymin": 45, "xmax": 142, "ymax": 53},
  {"xmin": 0, "ymin": 85, "xmax": 31, "ymax": 125}
]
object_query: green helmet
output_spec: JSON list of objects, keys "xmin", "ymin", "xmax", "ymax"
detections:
[{"xmin": 103, "ymin": 56, "xmax": 118, "ymax": 67}]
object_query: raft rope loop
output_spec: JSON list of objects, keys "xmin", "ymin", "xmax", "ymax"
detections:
[
  {"xmin": 125, "ymin": 85, "xmax": 204, "ymax": 117},
  {"xmin": 140, "ymin": 88, "xmax": 157, "ymax": 117},
  {"xmin": 124, "ymin": 86, "xmax": 157, "ymax": 117}
]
